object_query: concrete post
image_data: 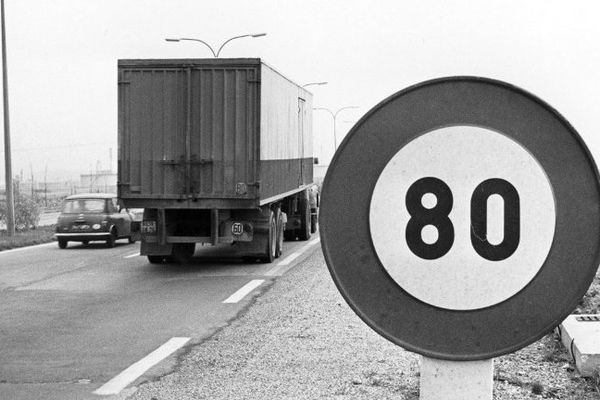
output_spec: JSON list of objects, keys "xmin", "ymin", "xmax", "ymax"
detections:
[{"xmin": 420, "ymin": 356, "xmax": 493, "ymax": 400}]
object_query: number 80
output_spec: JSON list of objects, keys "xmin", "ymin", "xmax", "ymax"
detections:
[{"xmin": 405, "ymin": 177, "xmax": 520, "ymax": 261}]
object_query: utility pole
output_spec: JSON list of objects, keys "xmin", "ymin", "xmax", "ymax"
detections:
[{"xmin": 1, "ymin": 0, "xmax": 14, "ymax": 236}]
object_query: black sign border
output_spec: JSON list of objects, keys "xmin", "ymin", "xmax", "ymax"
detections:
[{"xmin": 320, "ymin": 76, "xmax": 600, "ymax": 360}]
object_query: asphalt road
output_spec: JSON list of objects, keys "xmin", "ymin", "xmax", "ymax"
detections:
[{"xmin": 0, "ymin": 235, "xmax": 320, "ymax": 400}]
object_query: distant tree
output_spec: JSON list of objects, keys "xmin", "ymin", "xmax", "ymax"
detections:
[{"xmin": 0, "ymin": 178, "xmax": 40, "ymax": 231}]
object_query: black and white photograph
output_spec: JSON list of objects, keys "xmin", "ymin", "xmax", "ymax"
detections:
[{"xmin": 1, "ymin": 1, "xmax": 600, "ymax": 399}]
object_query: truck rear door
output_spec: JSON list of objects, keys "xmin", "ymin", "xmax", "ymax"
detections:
[{"xmin": 118, "ymin": 60, "xmax": 260, "ymax": 208}]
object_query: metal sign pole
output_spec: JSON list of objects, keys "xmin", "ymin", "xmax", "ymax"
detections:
[{"xmin": 420, "ymin": 357, "xmax": 493, "ymax": 400}]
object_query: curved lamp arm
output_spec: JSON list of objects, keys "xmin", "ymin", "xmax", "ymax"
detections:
[
  {"xmin": 165, "ymin": 38, "xmax": 217, "ymax": 57},
  {"xmin": 216, "ymin": 33, "xmax": 266, "ymax": 57}
]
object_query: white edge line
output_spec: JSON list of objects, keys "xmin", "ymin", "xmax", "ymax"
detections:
[
  {"xmin": 223, "ymin": 279, "xmax": 265, "ymax": 304},
  {"xmin": 124, "ymin": 252, "xmax": 140, "ymax": 258},
  {"xmin": 265, "ymin": 237, "xmax": 320, "ymax": 276},
  {"xmin": 93, "ymin": 337, "xmax": 190, "ymax": 395},
  {"xmin": 0, "ymin": 241, "xmax": 56, "ymax": 255},
  {"xmin": 277, "ymin": 251, "xmax": 302, "ymax": 267}
]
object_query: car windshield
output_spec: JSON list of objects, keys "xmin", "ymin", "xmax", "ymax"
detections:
[{"xmin": 62, "ymin": 199, "xmax": 106, "ymax": 214}]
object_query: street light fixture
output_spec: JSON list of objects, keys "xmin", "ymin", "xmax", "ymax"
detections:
[
  {"xmin": 302, "ymin": 82, "xmax": 328, "ymax": 88},
  {"xmin": 314, "ymin": 106, "xmax": 359, "ymax": 151},
  {"xmin": 165, "ymin": 33, "xmax": 267, "ymax": 57}
]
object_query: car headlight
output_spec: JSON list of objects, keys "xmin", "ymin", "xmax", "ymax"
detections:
[{"xmin": 92, "ymin": 224, "xmax": 101, "ymax": 230}]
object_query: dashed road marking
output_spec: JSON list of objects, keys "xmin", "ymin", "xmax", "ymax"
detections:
[
  {"xmin": 265, "ymin": 237, "xmax": 320, "ymax": 276},
  {"xmin": 223, "ymin": 279, "xmax": 265, "ymax": 303},
  {"xmin": 93, "ymin": 337, "xmax": 190, "ymax": 395},
  {"xmin": 124, "ymin": 252, "xmax": 140, "ymax": 258}
]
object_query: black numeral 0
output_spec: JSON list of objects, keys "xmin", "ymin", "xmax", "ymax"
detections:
[
  {"xmin": 405, "ymin": 177, "xmax": 455, "ymax": 260},
  {"xmin": 404, "ymin": 177, "xmax": 520, "ymax": 261},
  {"xmin": 471, "ymin": 178, "xmax": 520, "ymax": 261}
]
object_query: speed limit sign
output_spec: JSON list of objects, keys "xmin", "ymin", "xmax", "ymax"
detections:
[{"xmin": 320, "ymin": 77, "xmax": 600, "ymax": 360}]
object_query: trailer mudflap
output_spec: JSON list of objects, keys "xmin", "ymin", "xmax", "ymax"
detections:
[{"xmin": 141, "ymin": 241, "xmax": 173, "ymax": 256}]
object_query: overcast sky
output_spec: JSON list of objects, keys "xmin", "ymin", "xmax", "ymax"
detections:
[{"xmin": 1, "ymin": 0, "xmax": 599, "ymax": 181}]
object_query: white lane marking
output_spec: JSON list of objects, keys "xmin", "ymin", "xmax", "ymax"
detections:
[
  {"xmin": 93, "ymin": 337, "xmax": 190, "ymax": 395},
  {"xmin": 223, "ymin": 279, "xmax": 265, "ymax": 304},
  {"xmin": 124, "ymin": 252, "xmax": 140, "ymax": 258},
  {"xmin": 0, "ymin": 242, "xmax": 56, "ymax": 256},
  {"xmin": 265, "ymin": 237, "xmax": 320, "ymax": 276}
]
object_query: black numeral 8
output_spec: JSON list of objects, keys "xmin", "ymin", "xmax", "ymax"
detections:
[{"xmin": 405, "ymin": 177, "xmax": 520, "ymax": 261}]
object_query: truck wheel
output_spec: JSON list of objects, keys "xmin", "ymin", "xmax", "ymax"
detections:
[
  {"xmin": 260, "ymin": 211, "xmax": 277, "ymax": 263},
  {"xmin": 310, "ymin": 213, "xmax": 318, "ymax": 234},
  {"xmin": 58, "ymin": 240, "xmax": 67, "ymax": 249},
  {"xmin": 297, "ymin": 192, "xmax": 311, "ymax": 241},
  {"xmin": 147, "ymin": 255, "xmax": 164, "ymax": 264},
  {"xmin": 171, "ymin": 243, "xmax": 195, "ymax": 264},
  {"xmin": 275, "ymin": 208, "xmax": 284, "ymax": 258},
  {"xmin": 284, "ymin": 230, "xmax": 296, "ymax": 241}
]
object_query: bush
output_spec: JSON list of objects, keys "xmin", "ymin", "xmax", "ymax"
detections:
[{"xmin": 0, "ymin": 188, "xmax": 41, "ymax": 231}]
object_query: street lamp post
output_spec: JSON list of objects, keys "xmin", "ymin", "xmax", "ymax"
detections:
[
  {"xmin": 314, "ymin": 106, "xmax": 359, "ymax": 152},
  {"xmin": 165, "ymin": 33, "xmax": 266, "ymax": 57},
  {"xmin": 1, "ymin": 0, "xmax": 14, "ymax": 236}
]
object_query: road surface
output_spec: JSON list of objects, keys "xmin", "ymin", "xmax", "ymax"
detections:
[{"xmin": 0, "ymin": 235, "xmax": 320, "ymax": 400}]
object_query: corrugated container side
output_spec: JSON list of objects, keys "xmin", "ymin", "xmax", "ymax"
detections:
[
  {"xmin": 118, "ymin": 59, "xmax": 261, "ymax": 208},
  {"xmin": 259, "ymin": 63, "xmax": 313, "ymax": 203}
]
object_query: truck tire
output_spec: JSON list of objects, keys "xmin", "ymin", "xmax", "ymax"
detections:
[
  {"xmin": 260, "ymin": 210, "xmax": 277, "ymax": 263},
  {"xmin": 171, "ymin": 243, "xmax": 195, "ymax": 264},
  {"xmin": 275, "ymin": 208, "xmax": 284, "ymax": 258},
  {"xmin": 297, "ymin": 192, "xmax": 311, "ymax": 241},
  {"xmin": 310, "ymin": 213, "xmax": 318, "ymax": 234},
  {"xmin": 284, "ymin": 230, "xmax": 296, "ymax": 241},
  {"xmin": 147, "ymin": 255, "xmax": 164, "ymax": 264},
  {"xmin": 58, "ymin": 239, "xmax": 68, "ymax": 249}
]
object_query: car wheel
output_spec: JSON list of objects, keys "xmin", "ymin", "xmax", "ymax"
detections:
[
  {"xmin": 58, "ymin": 240, "xmax": 67, "ymax": 249},
  {"xmin": 82, "ymin": 240, "xmax": 89, "ymax": 246},
  {"xmin": 128, "ymin": 235, "xmax": 136, "ymax": 244},
  {"xmin": 106, "ymin": 229, "xmax": 116, "ymax": 248}
]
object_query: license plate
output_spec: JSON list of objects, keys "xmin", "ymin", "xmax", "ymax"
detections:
[{"xmin": 141, "ymin": 221, "xmax": 157, "ymax": 234}]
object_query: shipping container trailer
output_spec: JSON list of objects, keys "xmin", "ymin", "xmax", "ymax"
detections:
[{"xmin": 118, "ymin": 58, "xmax": 318, "ymax": 263}]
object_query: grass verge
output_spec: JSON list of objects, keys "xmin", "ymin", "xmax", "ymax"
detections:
[
  {"xmin": 0, "ymin": 225, "xmax": 56, "ymax": 252},
  {"xmin": 494, "ymin": 270, "xmax": 600, "ymax": 399}
]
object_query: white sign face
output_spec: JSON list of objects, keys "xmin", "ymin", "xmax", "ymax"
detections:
[{"xmin": 369, "ymin": 126, "xmax": 556, "ymax": 310}]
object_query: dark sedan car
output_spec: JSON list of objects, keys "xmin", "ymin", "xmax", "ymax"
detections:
[{"xmin": 55, "ymin": 193, "xmax": 137, "ymax": 248}]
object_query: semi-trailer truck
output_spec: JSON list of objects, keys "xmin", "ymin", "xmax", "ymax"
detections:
[{"xmin": 117, "ymin": 58, "xmax": 317, "ymax": 264}]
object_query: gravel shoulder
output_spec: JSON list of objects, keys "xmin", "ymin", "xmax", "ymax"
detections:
[{"xmin": 129, "ymin": 248, "xmax": 600, "ymax": 399}]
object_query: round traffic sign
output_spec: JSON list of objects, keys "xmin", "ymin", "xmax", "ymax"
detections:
[{"xmin": 320, "ymin": 77, "xmax": 600, "ymax": 360}]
